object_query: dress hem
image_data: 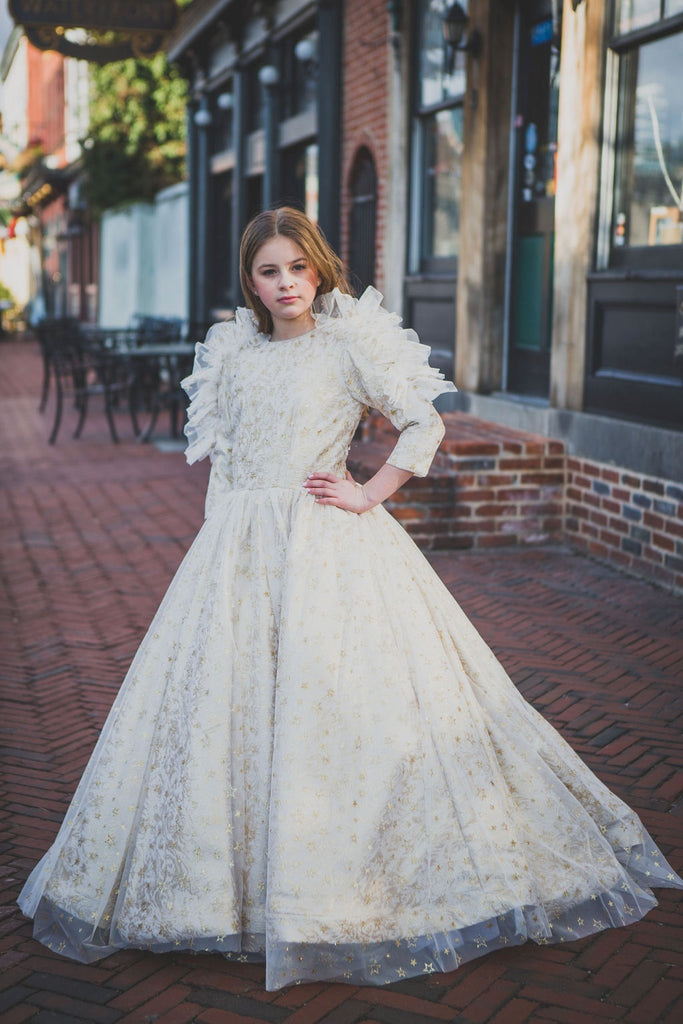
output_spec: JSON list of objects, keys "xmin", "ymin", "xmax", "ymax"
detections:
[{"xmin": 23, "ymin": 875, "xmax": 672, "ymax": 990}]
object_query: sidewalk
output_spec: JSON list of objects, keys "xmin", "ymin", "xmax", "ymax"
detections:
[{"xmin": 1, "ymin": 337, "xmax": 681, "ymax": 1024}]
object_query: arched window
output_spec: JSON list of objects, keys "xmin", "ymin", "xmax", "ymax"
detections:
[{"xmin": 348, "ymin": 147, "xmax": 377, "ymax": 294}]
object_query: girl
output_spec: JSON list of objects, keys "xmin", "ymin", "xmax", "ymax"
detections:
[{"xmin": 18, "ymin": 207, "xmax": 681, "ymax": 991}]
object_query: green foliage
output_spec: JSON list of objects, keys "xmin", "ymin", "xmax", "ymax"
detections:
[{"xmin": 82, "ymin": 52, "xmax": 188, "ymax": 215}]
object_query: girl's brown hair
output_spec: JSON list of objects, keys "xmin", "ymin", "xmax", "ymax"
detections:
[{"xmin": 240, "ymin": 206, "xmax": 352, "ymax": 334}]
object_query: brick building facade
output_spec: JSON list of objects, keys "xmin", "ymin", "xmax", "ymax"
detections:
[
  {"xmin": 166, "ymin": 0, "xmax": 682, "ymax": 591},
  {"xmin": 2, "ymin": 28, "xmax": 95, "ymax": 321},
  {"xmin": 26, "ymin": 46, "xmax": 65, "ymax": 162}
]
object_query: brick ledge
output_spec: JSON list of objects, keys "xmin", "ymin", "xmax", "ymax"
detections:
[
  {"xmin": 349, "ymin": 411, "xmax": 566, "ymax": 552},
  {"xmin": 349, "ymin": 412, "xmax": 683, "ymax": 593}
]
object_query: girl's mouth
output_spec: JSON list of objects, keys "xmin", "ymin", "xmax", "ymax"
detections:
[{"xmin": 278, "ymin": 297, "xmax": 298, "ymax": 304}]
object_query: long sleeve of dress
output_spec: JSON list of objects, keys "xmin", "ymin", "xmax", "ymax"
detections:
[
  {"xmin": 181, "ymin": 322, "xmax": 231, "ymax": 465},
  {"xmin": 181, "ymin": 319, "xmax": 239, "ymax": 518},
  {"xmin": 330, "ymin": 288, "xmax": 457, "ymax": 477}
]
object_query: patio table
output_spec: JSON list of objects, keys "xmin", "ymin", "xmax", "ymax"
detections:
[{"xmin": 112, "ymin": 342, "xmax": 196, "ymax": 442}]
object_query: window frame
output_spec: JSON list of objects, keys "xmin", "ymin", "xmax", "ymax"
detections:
[
  {"xmin": 408, "ymin": 0, "xmax": 466, "ymax": 276},
  {"xmin": 279, "ymin": 21, "xmax": 318, "ymax": 122},
  {"xmin": 597, "ymin": 8, "xmax": 683, "ymax": 270}
]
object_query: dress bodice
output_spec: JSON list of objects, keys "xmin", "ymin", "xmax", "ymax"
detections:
[
  {"xmin": 182, "ymin": 287, "xmax": 456, "ymax": 516},
  {"xmin": 213, "ymin": 329, "xmax": 364, "ymax": 491}
]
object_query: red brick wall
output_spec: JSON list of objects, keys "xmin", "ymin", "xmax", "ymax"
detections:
[
  {"xmin": 350, "ymin": 411, "xmax": 566, "ymax": 551},
  {"xmin": 566, "ymin": 458, "xmax": 683, "ymax": 593},
  {"xmin": 27, "ymin": 44, "xmax": 66, "ymax": 164},
  {"xmin": 350, "ymin": 412, "xmax": 683, "ymax": 593},
  {"xmin": 340, "ymin": 0, "xmax": 390, "ymax": 294}
]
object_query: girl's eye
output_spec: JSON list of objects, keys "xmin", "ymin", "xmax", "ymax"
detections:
[
  {"xmin": 262, "ymin": 269, "xmax": 276, "ymax": 276},
  {"xmin": 293, "ymin": 264, "xmax": 307, "ymax": 272}
]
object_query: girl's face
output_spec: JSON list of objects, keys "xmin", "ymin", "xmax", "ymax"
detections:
[{"xmin": 248, "ymin": 236, "xmax": 321, "ymax": 337}]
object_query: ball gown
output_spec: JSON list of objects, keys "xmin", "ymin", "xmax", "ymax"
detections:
[{"xmin": 18, "ymin": 287, "xmax": 682, "ymax": 990}]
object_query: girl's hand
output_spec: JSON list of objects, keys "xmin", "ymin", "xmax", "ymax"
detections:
[{"xmin": 303, "ymin": 471, "xmax": 373, "ymax": 513}]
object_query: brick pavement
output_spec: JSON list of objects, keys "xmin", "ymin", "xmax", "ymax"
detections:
[{"xmin": 1, "ymin": 337, "xmax": 682, "ymax": 1024}]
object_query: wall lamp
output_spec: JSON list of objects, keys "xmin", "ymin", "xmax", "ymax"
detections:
[
  {"xmin": 258, "ymin": 64, "xmax": 280, "ymax": 87},
  {"xmin": 193, "ymin": 96, "xmax": 212, "ymax": 128},
  {"xmin": 294, "ymin": 37, "xmax": 316, "ymax": 63},
  {"xmin": 441, "ymin": 2, "xmax": 483, "ymax": 61}
]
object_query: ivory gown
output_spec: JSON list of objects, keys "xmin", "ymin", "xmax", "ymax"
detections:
[{"xmin": 18, "ymin": 288, "xmax": 682, "ymax": 990}]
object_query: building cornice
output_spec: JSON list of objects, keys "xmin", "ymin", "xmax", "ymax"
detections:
[{"xmin": 166, "ymin": 0, "xmax": 238, "ymax": 63}]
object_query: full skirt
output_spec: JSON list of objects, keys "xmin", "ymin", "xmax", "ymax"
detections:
[{"xmin": 18, "ymin": 489, "xmax": 683, "ymax": 989}]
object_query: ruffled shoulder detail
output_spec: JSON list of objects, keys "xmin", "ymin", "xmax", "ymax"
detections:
[
  {"xmin": 181, "ymin": 309, "xmax": 257, "ymax": 465},
  {"xmin": 314, "ymin": 286, "xmax": 456, "ymax": 410}
]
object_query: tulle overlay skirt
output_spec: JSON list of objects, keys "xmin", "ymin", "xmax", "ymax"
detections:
[{"xmin": 18, "ymin": 488, "xmax": 682, "ymax": 989}]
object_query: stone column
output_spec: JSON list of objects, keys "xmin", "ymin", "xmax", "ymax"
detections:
[
  {"xmin": 550, "ymin": 0, "xmax": 608, "ymax": 410},
  {"xmin": 455, "ymin": 0, "xmax": 515, "ymax": 394}
]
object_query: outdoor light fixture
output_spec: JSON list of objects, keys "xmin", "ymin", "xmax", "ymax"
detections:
[
  {"xmin": 193, "ymin": 97, "xmax": 212, "ymax": 128},
  {"xmin": 293, "ymin": 33, "xmax": 318, "ymax": 91},
  {"xmin": 294, "ymin": 37, "xmax": 316, "ymax": 63},
  {"xmin": 441, "ymin": 2, "xmax": 483, "ymax": 59},
  {"xmin": 258, "ymin": 64, "xmax": 280, "ymax": 87},
  {"xmin": 217, "ymin": 92, "xmax": 234, "ymax": 110}
]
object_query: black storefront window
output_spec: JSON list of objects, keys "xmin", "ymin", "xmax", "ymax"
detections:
[
  {"xmin": 281, "ymin": 24, "xmax": 318, "ymax": 120},
  {"xmin": 274, "ymin": 20, "xmax": 319, "ymax": 220},
  {"xmin": 246, "ymin": 63, "xmax": 266, "ymax": 133},
  {"xmin": 412, "ymin": 0, "xmax": 466, "ymax": 272},
  {"xmin": 585, "ymin": 1, "xmax": 683, "ymax": 426},
  {"xmin": 211, "ymin": 93, "xmax": 234, "ymax": 155},
  {"xmin": 178, "ymin": 0, "xmax": 331, "ymax": 324},
  {"xmin": 404, "ymin": 0, "xmax": 467, "ymax": 372},
  {"xmin": 421, "ymin": 107, "xmax": 463, "ymax": 262},
  {"xmin": 608, "ymin": 5, "xmax": 683, "ymax": 266},
  {"xmin": 281, "ymin": 141, "xmax": 319, "ymax": 220},
  {"xmin": 616, "ymin": 0, "xmax": 683, "ymax": 32}
]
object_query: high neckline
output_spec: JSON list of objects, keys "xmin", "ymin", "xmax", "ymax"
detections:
[{"xmin": 264, "ymin": 327, "xmax": 317, "ymax": 344}]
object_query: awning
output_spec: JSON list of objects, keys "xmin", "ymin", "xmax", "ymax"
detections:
[{"xmin": 9, "ymin": 0, "xmax": 179, "ymax": 63}]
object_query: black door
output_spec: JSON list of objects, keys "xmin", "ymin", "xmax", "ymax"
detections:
[{"xmin": 507, "ymin": 1, "xmax": 560, "ymax": 397}]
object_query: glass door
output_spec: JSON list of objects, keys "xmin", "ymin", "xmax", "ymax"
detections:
[{"xmin": 507, "ymin": 0, "xmax": 561, "ymax": 397}]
